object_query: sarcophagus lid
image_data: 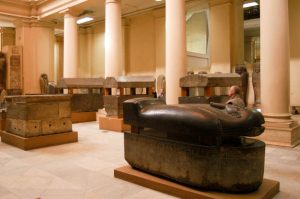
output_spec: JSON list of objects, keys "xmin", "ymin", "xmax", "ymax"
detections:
[
  {"xmin": 180, "ymin": 73, "xmax": 241, "ymax": 88},
  {"xmin": 57, "ymin": 78, "xmax": 105, "ymax": 89},
  {"xmin": 104, "ymin": 76, "xmax": 155, "ymax": 88}
]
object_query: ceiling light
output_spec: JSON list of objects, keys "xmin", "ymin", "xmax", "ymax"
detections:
[
  {"xmin": 155, "ymin": 0, "xmax": 163, "ymax": 2},
  {"xmin": 76, "ymin": 16, "xmax": 94, "ymax": 24},
  {"xmin": 243, "ymin": 2, "xmax": 258, "ymax": 8}
]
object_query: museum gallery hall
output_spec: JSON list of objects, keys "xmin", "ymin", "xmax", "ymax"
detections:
[{"xmin": 0, "ymin": 0, "xmax": 300, "ymax": 199}]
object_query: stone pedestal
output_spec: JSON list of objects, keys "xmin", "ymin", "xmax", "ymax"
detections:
[
  {"xmin": 115, "ymin": 166, "xmax": 279, "ymax": 199},
  {"xmin": 0, "ymin": 94, "xmax": 78, "ymax": 150},
  {"xmin": 257, "ymin": 117, "xmax": 300, "ymax": 147},
  {"xmin": 100, "ymin": 76, "xmax": 155, "ymax": 132},
  {"xmin": 57, "ymin": 78, "xmax": 105, "ymax": 123}
]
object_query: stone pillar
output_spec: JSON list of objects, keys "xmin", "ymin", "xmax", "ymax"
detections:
[
  {"xmin": 165, "ymin": 0, "xmax": 187, "ymax": 104},
  {"xmin": 105, "ymin": 0, "xmax": 122, "ymax": 77},
  {"xmin": 209, "ymin": 0, "xmax": 244, "ymax": 73},
  {"xmin": 63, "ymin": 13, "xmax": 78, "ymax": 78},
  {"xmin": 258, "ymin": 0, "xmax": 300, "ymax": 147}
]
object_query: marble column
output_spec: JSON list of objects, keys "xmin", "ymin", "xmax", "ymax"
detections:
[
  {"xmin": 258, "ymin": 0, "xmax": 300, "ymax": 147},
  {"xmin": 165, "ymin": 0, "xmax": 187, "ymax": 104},
  {"xmin": 105, "ymin": 0, "xmax": 122, "ymax": 77},
  {"xmin": 63, "ymin": 13, "xmax": 78, "ymax": 78}
]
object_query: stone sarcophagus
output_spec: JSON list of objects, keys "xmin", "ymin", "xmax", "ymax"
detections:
[
  {"xmin": 57, "ymin": 78, "xmax": 105, "ymax": 112},
  {"xmin": 179, "ymin": 73, "xmax": 242, "ymax": 104},
  {"xmin": 122, "ymin": 98, "xmax": 266, "ymax": 193},
  {"xmin": 103, "ymin": 76, "xmax": 155, "ymax": 117},
  {"xmin": 0, "ymin": 95, "xmax": 78, "ymax": 150}
]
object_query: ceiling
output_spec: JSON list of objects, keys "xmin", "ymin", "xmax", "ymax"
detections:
[{"xmin": 43, "ymin": 0, "xmax": 166, "ymax": 25}]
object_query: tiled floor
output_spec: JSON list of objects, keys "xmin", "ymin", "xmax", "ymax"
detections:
[{"xmin": 0, "ymin": 121, "xmax": 299, "ymax": 199}]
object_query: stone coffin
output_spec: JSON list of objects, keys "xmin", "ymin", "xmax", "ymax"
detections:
[
  {"xmin": 103, "ymin": 76, "xmax": 155, "ymax": 117},
  {"xmin": 122, "ymin": 98, "xmax": 266, "ymax": 193},
  {"xmin": 57, "ymin": 78, "xmax": 105, "ymax": 112},
  {"xmin": 179, "ymin": 73, "xmax": 241, "ymax": 104},
  {"xmin": 4, "ymin": 95, "xmax": 72, "ymax": 138}
]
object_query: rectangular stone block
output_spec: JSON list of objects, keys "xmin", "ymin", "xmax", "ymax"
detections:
[
  {"xmin": 4, "ymin": 94, "xmax": 73, "ymax": 138},
  {"xmin": 5, "ymin": 118, "xmax": 41, "ymax": 137},
  {"xmin": 41, "ymin": 118, "xmax": 72, "ymax": 135},
  {"xmin": 71, "ymin": 93, "xmax": 103, "ymax": 112}
]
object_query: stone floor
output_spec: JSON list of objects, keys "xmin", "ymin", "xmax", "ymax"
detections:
[{"xmin": 0, "ymin": 121, "xmax": 299, "ymax": 199}]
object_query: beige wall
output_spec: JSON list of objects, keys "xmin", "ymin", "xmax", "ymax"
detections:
[{"xmin": 289, "ymin": 0, "xmax": 300, "ymax": 106}]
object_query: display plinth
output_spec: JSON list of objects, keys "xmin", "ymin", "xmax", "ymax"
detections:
[
  {"xmin": 114, "ymin": 166, "xmax": 280, "ymax": 199},
  {"xmin": 71, "ymin": 112, "xmax": 96, "ymax": 123},
  {"xmin": 0, "ymin": 130, "xmax": 78, "ymax": 150},
  {"xmin": 257, "ymin": 118, "xmax": 300, "ymax": 147},
  {"xmin": 99, "ymin": 115, "xmax": 130, "ymax": 132}
]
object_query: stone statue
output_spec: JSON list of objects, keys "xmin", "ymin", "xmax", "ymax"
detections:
[
  {"xmin": 0, "ymin": 52, "xmax": 6, "ymax": 90},
  {"xmin": 252, "ymin": 62, "xmax": 261, "ymax": 106},
  {"xmin": 235, "ymin": 65, "xmax": 248, "ymax": 105},
  {"xmin": 123, "ymin": 98, "xmax": 266, "ymax": 193},
  {"xmin": 40, "ymin": 73, "xmax": 49, "ymax": 94}
]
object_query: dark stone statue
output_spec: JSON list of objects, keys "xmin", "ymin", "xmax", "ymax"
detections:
[
  {"xmin": 123, "ymin": 97, "xmax": 266, "ymax": 193},
  {"xmin": 0, "ymin": 52, "xmax": 6, "ymax": 90},
  {"xmin": 235, "ymin": 65, "xmax": 248, "ymax": 105},
  {"xmin": 40, "ymin": 73, "xmax": 49, "ymax": 94},
  {"xmin": 252, "ymin": 62, "xmax": 261, "ymax": 106}
]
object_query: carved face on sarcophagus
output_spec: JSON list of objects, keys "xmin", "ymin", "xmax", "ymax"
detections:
[{"xmin": 122, "ymin": 97, "xmax": 266, "ymax": 193}]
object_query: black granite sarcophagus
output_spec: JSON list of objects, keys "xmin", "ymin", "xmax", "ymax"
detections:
[{"xmin": 123, "ymin": 97, "xmax": 265, "ymax": 193}]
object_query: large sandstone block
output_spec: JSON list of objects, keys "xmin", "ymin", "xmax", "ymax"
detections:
[{"xmin": 4, "ymin": 94, "xmax": 72, "ymax": 137}]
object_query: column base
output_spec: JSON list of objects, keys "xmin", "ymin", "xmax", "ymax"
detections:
[{"xmin": 256, "ymin": 117, "xmax": 300, "ymax": 147}]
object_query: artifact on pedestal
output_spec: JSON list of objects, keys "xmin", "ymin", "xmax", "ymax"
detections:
[
  {"xmin": 57, "ymin": 78, "xmax": 105, "ymax": 122},
  {"xmin": 2, "ymin": 46, "xmax": 23, "ymax": 95},
  {"xmin": 252, "ymin": 62, "xmax": 261, "ymax": 107},
  {"xmin": 179, "ymin": 73, "xmax": 242, "ymax": 104},
  {"xmin": 103, "ymin": 76, "xmax": 155, "ymax": 117},
  {"xmin": 122, "ymin": 97, "xmax": 266, "ymax": 193},
  {"xmin": 235, "ymin": 65, "xmax": 249, "ymax": 105},
  {"xmin": 0, "ymin": 94, "xmax": 78, "ymax": 150},
  {"xmin": 40, "ymin": 73, "xmax": 49, "ymax": 94}
]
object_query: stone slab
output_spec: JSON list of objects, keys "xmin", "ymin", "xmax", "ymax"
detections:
[
  {"xmin": 71, "ymin": 112, "xmax": 96, "ymax": 123},
  {"xmin": 180, "ymin": 73, "xmax": 242, "ymax": 88},
  {"xmin": 99, "ymin": 115, "xmax": 130, "ymax": 132},
  {"xmin": 56, "ymin": 78, "xmax": 105, "ymax": 89},
  {"xmin": 0, "ymin": 130, "xmax": 78, "ymax": 150},
  {"xmin": 114, "ymin": 166, "xmax": 280, "ymax": 199}
]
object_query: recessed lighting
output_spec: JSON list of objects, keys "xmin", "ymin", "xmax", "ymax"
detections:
[
  {"xmin": 155, "ymin": 0, "xmax": 163, "ymax": 2},
  {"xmin": 76, "ymin": 16, "xmax": 94, "ymax": 24},
  {"xmin": 243, "ymin": 2, "xmax": 258, "ymax": 8}
]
